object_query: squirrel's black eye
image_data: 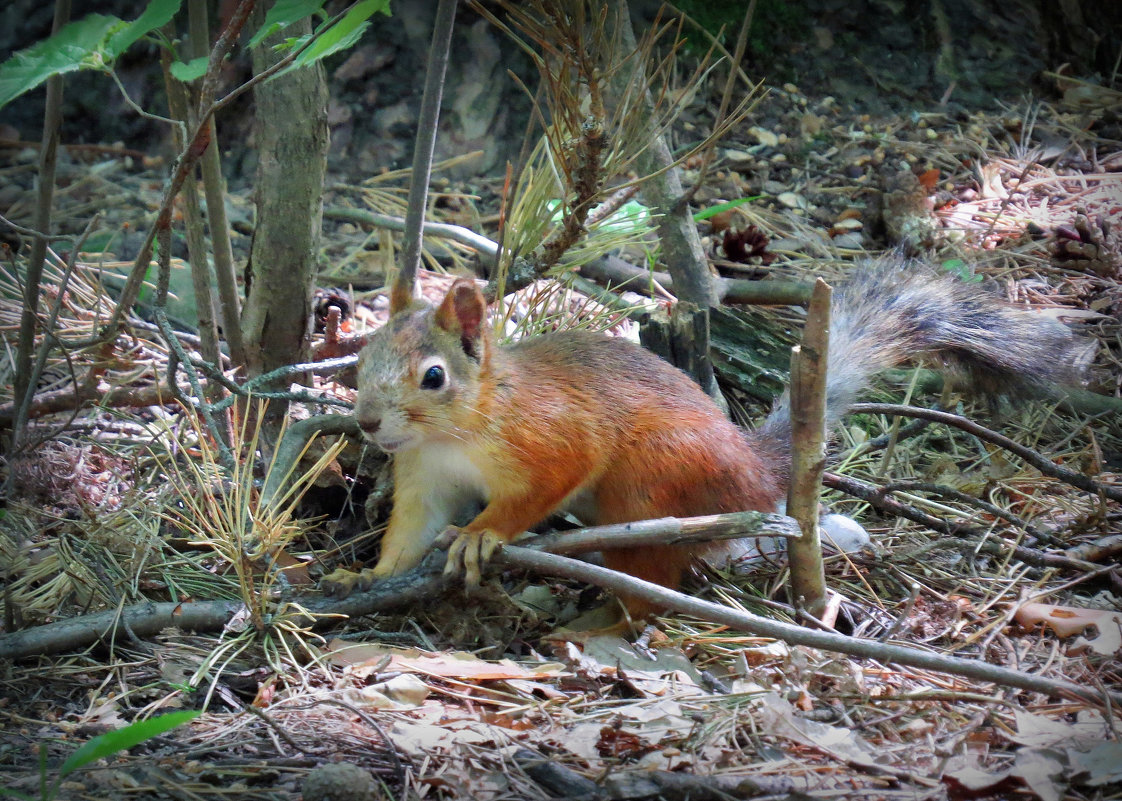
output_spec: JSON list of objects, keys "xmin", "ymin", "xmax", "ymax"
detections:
[{"xmin": 420, "ymin": 365, "xmax": 445, "ymax": 390}]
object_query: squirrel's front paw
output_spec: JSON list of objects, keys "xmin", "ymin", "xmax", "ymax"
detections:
[
  {"xmin": 319, "ymin": 567, "xmax": 377, "ymax": 599},
  {"xmin": 444, "ymin": 527, "xmax": 501, "ymax": 587}
]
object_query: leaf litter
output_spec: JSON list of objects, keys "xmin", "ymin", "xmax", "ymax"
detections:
[{"xmin": 2, "ymin": 37, "xmax": 1121, "ymax": 801}]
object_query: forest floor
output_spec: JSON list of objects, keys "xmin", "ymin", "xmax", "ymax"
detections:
[{"xmin": 2, "ymin": 4, "xmax": 1122, "ymax": 801}]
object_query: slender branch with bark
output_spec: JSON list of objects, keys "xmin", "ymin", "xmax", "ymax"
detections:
[
  {"xmin": 391, "ymin": 0, "xmax": 458, "ymax": 312},
  {"xmin": 2, "ymin": 513, "xmax": 1115, "ymax": 707},
  {"xmin": 822, "ymin": 471, "xmax": 1103, "ymax": 573},
  {"xmin": 158, "ymin": 31, "xmax": 223, "ymax": 391},
  {"xmin": 848, "ymin": 403, "xmax": 1122, "ymax": 503},
  {"xmin": 499, "ymin": 546, "xmax": 1117, "ymax": 705},
  {"xmin": 611, "ymin": 0, "xmax": 716, "ymax": 403},
  {"xmin": 11, "ymin": 0, "xmax": 70, "ymax": 446},
  {"xmin": 786, "ymin": 279, "xmax": 831, "ymax": 618},
  {"xmin": 189, "ymin": 0, "xmax": 246, "ymax": 370}
]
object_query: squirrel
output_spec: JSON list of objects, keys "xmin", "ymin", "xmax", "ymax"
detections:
[{"xmin": 321, "ymin": 258, "xmax": 1088, "ymax": 616}]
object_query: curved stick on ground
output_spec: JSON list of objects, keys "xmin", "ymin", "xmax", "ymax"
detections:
[
  {"xmin": 823, "ymin": 471, "xmax": 1101, "ymax": 573},
  {"xmin": 498, "ymin": 546, "xmax": 1119, "ymax": 706},
  {"xmin": 849, "ymin": 403, "xmax": 1121, "ymax": 503},
  {"xmin": 4, "ymin": 508, "xmax": 1115, "ymax": 710}
]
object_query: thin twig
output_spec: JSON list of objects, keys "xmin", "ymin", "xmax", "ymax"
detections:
[
  {"xmin": 884, "ymin": 480, "xmax": 1058, "ymax": 545},
  {"xmin": 13, "ymin": 0, "xmax": 70, "ymax": 436},
  {"xmin": 498, "ymin": 546, "xmax": 1117, "ymax": 705},
  {"xmin": 323, "ymin": 207, "xmax": 500, "ymax": 262},
  {"xmin": 10, "ymin": 216, "xmax": 99, "ymax": 461},
  {"xmin": 153, "ymin": 214, "xmax": 232, "ymax": 468},
  {"xmin": 677, "ymin": 0, "xmax": 756, "ymax": 211},
  {"xmin": 823, "ymin": 471, "xmax": 1101, "ymax": 573},
  {"xmin": 521, "ymin": 511, "xmax": 800, "ymax": 555},
  {"xmin": 0, "ymin": 214, "xmax": 76, "ymax": 242},
  {"xmin": 849, "ymin": 403, "xmax": 1122, "ymax": 503},
  {"xmin": 392, "ymin": 0, "xmax": 457, "ymax": 312}
]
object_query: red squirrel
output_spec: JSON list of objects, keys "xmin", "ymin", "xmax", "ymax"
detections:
[{"xmin": 323, "ymin": 259, "xmax": 1086, "ymax": 615}]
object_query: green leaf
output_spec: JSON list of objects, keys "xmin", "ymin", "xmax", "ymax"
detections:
[
  {"xmin": 57, "ymin": 711, "xmax": 201, "ymax": 781},
  {"xmin": 170, "ymin": 55, "xmax": 208, "ymax": 82},
  {"xmin": 940, "ymin": 258, "xmax": 983, "ymax": 282},
  {"xmin": 273, "ymin": 0, "xmax": 391, "ymax": 75},
  {"xmin": 593, "ymin": 200, "xmax": 653, "ymax": 233},
  {"xmin": 105, "ymin": 0, "xmax": 183, "ymax": 59},
  {"xmin": 0, "ymin": 1, "xmax": 183, "ymax": 110},
  {"xmin": 0, "ymin": 15, "xmax": 118, "ymax": 108},
  {"xmin": 545, "ymin": 199, "xmax": 652, "ymax": 231},
  {"xmin": 248, "ymin": 0, "xmax": 330, "ymax": 47},
  {"xmin": 693, "ymin": 196, "xmax": 761, "ymax": 221}
]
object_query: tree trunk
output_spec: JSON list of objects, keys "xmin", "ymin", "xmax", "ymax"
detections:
[{"xmin": 241, "ymin": 8, "xmax": 329, "ymax": 401}]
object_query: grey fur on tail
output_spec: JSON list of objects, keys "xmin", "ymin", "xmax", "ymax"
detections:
[{"xmin": 753, "ymin": 256, "xmax": 1091, "ymax": 448}]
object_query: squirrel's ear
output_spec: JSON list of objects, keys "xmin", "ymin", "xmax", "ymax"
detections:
[{"xmin": 435, "ymin": 279, "xmax": 487, "ymax": 348}]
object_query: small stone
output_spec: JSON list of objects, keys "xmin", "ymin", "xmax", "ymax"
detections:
[
  {"xmin": 777, "ymin": 192, "xmax": 807, "ymax": 209},
  {"xmin": 722, "ymin": 148, "xmax": 755, "ymax": 168},
  {"xmin": 799, "ymin": 113, "xmax": 824, "ymax": 139},
  {"xmin": 831, "ymin": 231, "xmax": 865, "ymax": 249},
  {"xmin": 302, "ymin": 762, "xmax": 381, "ymax": 801},
  {"xmin": 749, "ymin": 127, "xmax": 779, "ymax": 148}
]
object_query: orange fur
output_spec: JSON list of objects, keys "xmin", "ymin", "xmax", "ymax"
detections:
[
  {"xmin": 352, "ymin": 267, "xmax": 1084, "ymax": 617},
  {"xmin": 354, "ymin": 279, "xmax": 784, "ymax": 613}
]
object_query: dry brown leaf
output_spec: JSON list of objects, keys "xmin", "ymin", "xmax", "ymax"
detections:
[
  {"xmin": 325, "ymin": 640, "xmax": 569, "ymax": 680},
  {"xmin": 1014, "ymin": 602, "xmax": 1122, "ymax": 655}
]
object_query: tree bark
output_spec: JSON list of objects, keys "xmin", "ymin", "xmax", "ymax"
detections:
[{"xmin": 241, "ymin": 8, "xmax": 329, "ymax": 399}]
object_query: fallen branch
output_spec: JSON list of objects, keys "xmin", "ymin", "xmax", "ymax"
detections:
[
  {"xmin": 849, "ymin": 402, "xmax": 1122, "ymax": 503},
  {"xmin": 0, "ymin": 511, "xmax": 795, "ymax": 661},
  {"xmin": 4, "ymin": 510, "xmax": 1117, "ymax": 706},
  {"xmin": 823, "ymin": 471, "xmax": 1104, "ymax": 573},
  {"xmin": 884, "ymin": 479, "xmax": 1058, "ymax": 544},
  {"xmin": 513, "ymin": 511, "xmax": 799, "ymax": 555},
  {"xmin": 580, "ymin": 253, "xmax": 814, "ymax": 306},
  {"xmin": 498, "ymin": 546, "xmax": 1119, "ymax": 705},
  {"xmin": 323, "ymin": 207, "xmax": 499, "ymax": 265}
]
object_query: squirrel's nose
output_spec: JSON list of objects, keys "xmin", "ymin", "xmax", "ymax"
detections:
[{"xmin": 357, "ymin": 415, "xmax": 381, "ymax": 435}]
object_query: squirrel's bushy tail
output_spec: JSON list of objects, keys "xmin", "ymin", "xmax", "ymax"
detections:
[{"xmin": 752, "ymin": 256, "xmax": 1091, "ymax": 461}]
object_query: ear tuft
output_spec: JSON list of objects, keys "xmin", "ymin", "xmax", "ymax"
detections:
[{"xmin": 435, "ymin": 279, "xmax": 487, "ymax": 353}]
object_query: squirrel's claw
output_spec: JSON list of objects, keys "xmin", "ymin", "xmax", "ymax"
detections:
[
  {"xmin": 444, "ymin": 528, "xmax": 501, "ymax": 587},
  {"xmin": 320, "ymin": 567, "xmax": 377, "ymax": 599}
]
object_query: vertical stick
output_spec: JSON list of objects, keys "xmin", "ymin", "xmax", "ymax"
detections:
[
  {"xmin": 12, "ymin": 0, "xmax": 71, "ymax": 443},
  {"xmin": 189, "ymin": 0, "xmax": 247, "ymax": 370},
  {"xmin": 392, "ymin": 0, "xmax": 458, "ymax": 313},
  {"xmin": 786, "ymin": 278, "xmax": 831, "ymax": 620}
]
